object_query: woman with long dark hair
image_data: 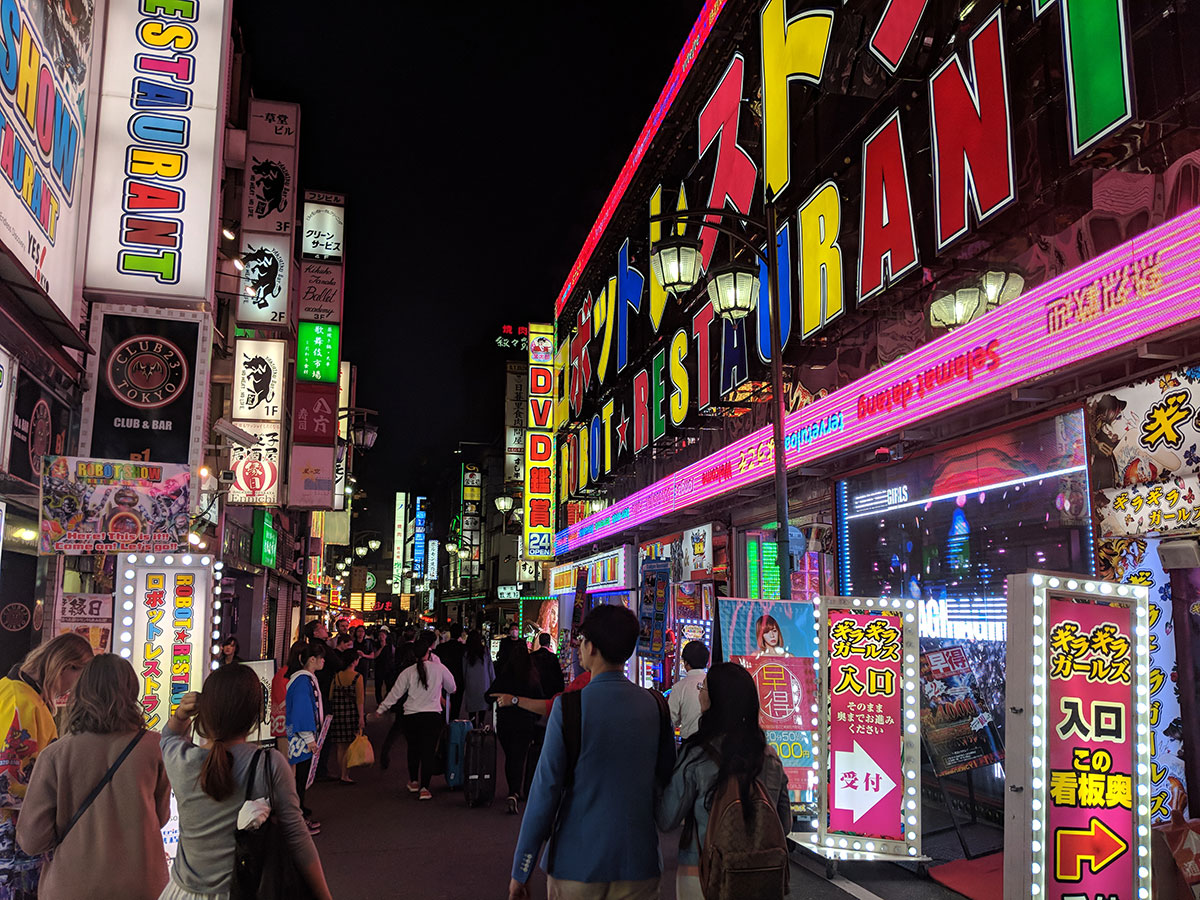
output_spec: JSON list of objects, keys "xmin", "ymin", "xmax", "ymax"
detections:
[
  {"xmin": 18, "ymin": 655, "xmax": 170, "ymax": 900},
  {"xmin": 486, "ymin": 640, "xmax": 544, "ymax": 815},
  {"xmin": 462, "ymin": 630, "xmax": 495, "ymax": 727},
  {"xmin": 374, "ymin": 631, "xmax": 456, "ymax": 801},
  {"xmin": 657, "ymin": 662, "xmax": 790, "ymax": 900},
  {"xmin": 0, "ymin": 632, "xmax": 92, "ymax": 900},
  {"xmin": 159, "ymin": 665, "xmax": 332, "ymax": 900}
]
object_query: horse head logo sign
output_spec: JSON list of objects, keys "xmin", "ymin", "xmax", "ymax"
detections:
[
  {"xmin": 249, "ymin": 156, "xmax": 290, "ymax": 219},
  {"xmin": 243, "ymin": 244, "xmax": 284, "ymax": 309},
  {"xmin": 240, "ymin": 354, "xmax": 277, "ymax": 413}
]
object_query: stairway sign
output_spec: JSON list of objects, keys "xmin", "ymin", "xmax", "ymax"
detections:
[
  {"xmin": 1004, "ymin": 574, "xmax": 1151, "ymax": 900},
  {"xmin": 813, "ymin": 596, "xmax": 921, "ymax": 862}
]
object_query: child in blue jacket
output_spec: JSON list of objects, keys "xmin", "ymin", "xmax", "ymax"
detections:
[{"xmin": 286, "ymin": 641, "xmax": 326, "ymax": 833}]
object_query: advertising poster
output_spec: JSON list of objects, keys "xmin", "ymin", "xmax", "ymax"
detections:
[
  {"xmin": 227, "ymin": 422, "xmax": 283, "ymax": 506},
  {"xmin": 637, "ymin": 559, "xmax": 670, "ymax": 658},
  {"xmin": 1045, "ymin": 593, "xmax": 1136, "ymax": 897},
  {"xmin": 719, "ymin": 596, "xmax": 818, "ymax": 807},
  {"xmin": 115, "ymin": 557, "xmax": 216, "ymax": 731},
  {"xmin": 684, "ymin": 524, "xmax": 713, "ymax": 578},
  {"xmin": 298, "ymin": 262, "xmax": 343, "ymax": 323},
  {"xmin": 0, "ymin": 0, "xmax": 94, "ymax": 316},
  {"xmin": 1097, "ymin": 535, "xmax": 1187, "ymax": 823},
  {"xmin": 571, "ymin": 568, "xmax": 589, "ymax": 634},
  {"xmin": 40, "ymin": 456, "xmax": 189, "ymax": 555},
  {"xmin": 53, "ymin": 593, "xmax": 112, "ymax": 654},
  {"xmin": 288, "ymin": 445, "xmax": 335, "ymax": 509},
  {"xmin": 9, "ymin": 373, "xmax": 71, "ymax": 484},
  {"xmin": 85, "ymin": 0, "xmax": 229, "ymax": 303},
  {"xmin": 236, "ymin": 233, "xmax": 292, "ymax": 326},
  {"xmin": 80, "ymin": 306, "xmax": 212, "ymax": 467},
  {"xmin": 825, "ymin": 609, "xmax": 905, "ymax": 842},
  {"xmin": 233, "ymin": 339, "xmax": 286, "ymax": 422},
  {"xmin": 918, "ymin": 645, "xmax": 1004, "ymax": 776},
  {"xmin": 242, "ymin": 659, "xmax": 276, "ymax": 744}
]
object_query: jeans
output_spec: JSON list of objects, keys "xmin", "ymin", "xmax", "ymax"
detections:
[{"xmin": 403, "ymin": 712, "xmax": 443, "ymax": 789}]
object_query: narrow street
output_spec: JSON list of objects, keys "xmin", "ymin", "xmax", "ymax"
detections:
[{"xmin": 307, "ymin": 711, "xmax": 972, "ymax": 900}]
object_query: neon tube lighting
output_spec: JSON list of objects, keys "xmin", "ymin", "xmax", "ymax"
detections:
[
  {"xmin": 557, "ymin": 206, "xmax": 1200, "ymax": 553},
  {"xmin": 842, "ymin": 464, "xmax": 1088, "ymax": 521},
  {"xmin": 553, "ymin": 0, "xmax": 729, "ymax": 318}
]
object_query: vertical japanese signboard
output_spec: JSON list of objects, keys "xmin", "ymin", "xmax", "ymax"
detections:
[
  {"xmin": 229, "ymin": 339, "xmax": 286, "ymax": 506},
  {"xmin": 461, "ymin": 466, "xmax": 482, "ymax": 578},
  {"xmin": 637, "ymin": 559, "xmax": 670, "ymax": 658},
  {"xmin": 413, "ymin": 496, "xmax": 427, "ymax": 580},
  {"xmin": 1004, "ymin": 575, "xmax": 1150, "ymax": 900},
  {"xmin": 524, "ymin": 323, "xmax": 555, "ymax": 560},
  {"xmin": 392, "ymin": 493, "xmax": 408, "ymax": 589},
  {"xmin": 815, "ymin": 596, "xmax": 921, "ymax": 861},
  {"xmin": 113, "ymin": 553, "xmax": 220, "ymax": 731},
  {"xmin": 505, "ymin": 361, "xmax": 527, "ymax": 484}
]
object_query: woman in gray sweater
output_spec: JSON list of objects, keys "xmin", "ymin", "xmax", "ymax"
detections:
[
  {"xmin": 18, "ymin": 655, "xmax": 171, "ymax": 900},
  {"xmin": 159, "ymin": 665, "xmax": 331, "ymax": 900}
]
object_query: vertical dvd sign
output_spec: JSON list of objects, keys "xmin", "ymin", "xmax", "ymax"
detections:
[
  {"xmin": 814, "ymin": 596, "xmax": 921, "ymax": 862},
  {"xmin": 1004, "ymin": 575, "xmax": 1150, "ymax": 900},
  {"xmin": 524, "ymin": 323, "xmax": 555, "ymax": 560}
]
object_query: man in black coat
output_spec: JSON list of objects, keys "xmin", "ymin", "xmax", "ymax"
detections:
[
  {"xmin": 435, "ymin": 622, "xmax": 467, "ymax": 719},
  {"xmin": 530, "ymin": 632, "xmax": 565, "ymax": 697}
]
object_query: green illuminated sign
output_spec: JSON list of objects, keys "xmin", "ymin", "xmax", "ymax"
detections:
[
  {"xmin": 297, "ymin": 322, "xmax": 340, "ymax": 383},
  {"xmin": 252, "ymin": 510, "xmax": 278, "ymax": 568}
]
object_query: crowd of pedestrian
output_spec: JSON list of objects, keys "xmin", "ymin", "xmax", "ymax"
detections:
[{"xmin": 0, "ymin": 609, "xmax": 789, "ymax": 900}]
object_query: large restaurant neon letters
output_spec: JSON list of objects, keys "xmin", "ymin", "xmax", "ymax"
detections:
[{"xmin": 558, "ymin": 1, "xmax": 1136, "ymax": 511}]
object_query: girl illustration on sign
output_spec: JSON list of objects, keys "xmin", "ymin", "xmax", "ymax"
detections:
[{"xmin": 755, "ymin": 614, "xmax": 788, "ymax": 656}]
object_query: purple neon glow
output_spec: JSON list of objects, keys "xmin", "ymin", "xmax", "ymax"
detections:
[
  {"xmin": 556, "ymin": 206, "xmax": 1200, "ymax": 553},
  {"xmin": 553, "ymin": 0, "xmax": 729, "ymax": 319}
]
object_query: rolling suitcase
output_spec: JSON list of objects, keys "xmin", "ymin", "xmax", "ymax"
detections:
[
  {"xmin": 444, "ymin": 719, "xmax": 472, "ymax": 789},
  {"xmin": 463, "ymin": 725, "xmax": 497, "ymax": 807}
]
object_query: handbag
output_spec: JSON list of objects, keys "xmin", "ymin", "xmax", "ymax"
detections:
[
  {"xmin": 54, "ymin": 731, "xmax": 144, "ymax": 846},
  {"xmin": 231, "ymin": 749, "xmax": 317, "ymax": 900}
]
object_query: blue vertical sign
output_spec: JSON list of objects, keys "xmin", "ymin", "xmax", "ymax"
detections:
[{"xmin": 413, "ymin": 496, "xmax": 427, "ymax": 579}]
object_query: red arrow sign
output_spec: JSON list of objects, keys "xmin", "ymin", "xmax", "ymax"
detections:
[{"xmin": 1055, "ymin": 817, "xmax": 1127, "ymax": 882}]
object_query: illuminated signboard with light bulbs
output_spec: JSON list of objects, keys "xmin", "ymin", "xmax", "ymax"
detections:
[
  {"xmin": 114, "ymin": 553, "xmax": 222, "ymax": 731},
  {"xmin": 814, "ymin": 595, "xmax": 921, "ymax": 862},
  {"xmin": 1004, "ymin": 574, "xmax": 1151, "ymax": 900}
]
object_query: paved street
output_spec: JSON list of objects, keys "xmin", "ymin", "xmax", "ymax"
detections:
[{"xmin": 306, "ymin": 712, "xmax": 972, "ymax": 900}]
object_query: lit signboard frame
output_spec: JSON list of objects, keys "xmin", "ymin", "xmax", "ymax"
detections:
[
  {"xmin": 393, "ymin": 493, "xmax": 408, "ymax": 589},
  {"xmin": 557, "ymin": 205, "xmax": 1200, "ymax": 555},
  {"xmin": 1004, "ymin": 574, "xmax": 1151, "ymax": 900},
  {"xmin": 813, "ymin": 594, "xmax": 922, "ymax": 862},
  {"xmin": 549, "ymin": 545, "xmax": 634, "ymax": 594},
  {"xmin": 524, "ymin": 323, "xmax": 556, "ymax": 560},
  {"xmin": 113, "ymin": 553, "xmax": 222, "ymax": 731},
  {"xmin": 297, "ymin": 322, "xmax": 340, "ymax": 383}
]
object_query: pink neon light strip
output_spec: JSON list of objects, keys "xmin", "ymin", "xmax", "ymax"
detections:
[
  {"xmin": 557, "ymin": 206, "xmax": 1200, "ymax": 553},
  {"xmin": 553, "ymin": 0, "xmax": 729, "ymax": 319}
]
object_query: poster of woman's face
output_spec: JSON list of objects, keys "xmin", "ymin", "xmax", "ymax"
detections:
[{"xmin": 536, "ymin": 598, "xmax": 559, "ymax": 645}]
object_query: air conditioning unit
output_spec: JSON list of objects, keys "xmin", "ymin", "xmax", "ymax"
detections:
[{"xmin": 1157, "ymin": 539, "xmax": 1200, "ymax": 570}]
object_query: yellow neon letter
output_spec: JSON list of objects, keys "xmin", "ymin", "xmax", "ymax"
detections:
[{"xmin": 798, "ymin": 181, "xmax": 844, "ymax": 338}]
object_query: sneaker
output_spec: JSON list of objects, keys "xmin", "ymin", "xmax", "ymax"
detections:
[
  {"xmin": 506, "ymin": 795, "xmax": 519, "ymax": 815},
  {"xmin": 304, "ymin": 817, "xmax": 321, "ymax": 835},
  {"xmin": 418, "ymin": 788, "xmax": 433, "ymax": 801},
  {"xmin": 406, "ymin": 781, "xmax": 420, "ymax": 793}
]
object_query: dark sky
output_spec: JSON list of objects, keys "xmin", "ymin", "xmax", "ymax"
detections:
[{"xmin": 236, "ymin": 2, "xmax": 701, "ymax": 524}]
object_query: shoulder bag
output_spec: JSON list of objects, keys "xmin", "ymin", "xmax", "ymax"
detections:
[
  {"xmin": 232, "ymin": 749, "xmax": 317, "ymax": 900},
  {"xmin": 54, "ymin": 731, "xmax": 145, "ymax": 846}
]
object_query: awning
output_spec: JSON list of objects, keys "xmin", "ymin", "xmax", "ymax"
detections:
[{"xmin": 0, "ymin": 245, "xmax": 91, "ymax": 353}]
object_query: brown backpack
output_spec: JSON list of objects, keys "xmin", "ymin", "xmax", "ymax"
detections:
[{"xmin": 699, "ymin": 774, "xmax": 790, "ymax": 899}]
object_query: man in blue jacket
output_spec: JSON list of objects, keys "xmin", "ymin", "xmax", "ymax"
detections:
[{"xmin": 509, "ymin": 604, "xmax": 669, "ymax": 900}]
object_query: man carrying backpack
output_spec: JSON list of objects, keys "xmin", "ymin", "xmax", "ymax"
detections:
[
  {"xmin": 508, "ymin": 604, "xmax": 675, "ymax": 900},
  {"xmin": 656, "ymin": 662, "xmax": 792, "ymax": 900}
]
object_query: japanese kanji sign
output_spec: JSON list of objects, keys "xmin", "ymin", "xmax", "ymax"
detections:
[
  {"xmin": 816, "ymin": 596, "xmax": 921, "ymax": 861},
  {"xmin": 523, "ymin": 323, "xmax": 556, "ymax": 560},
  {"xmin": 1004, "ymin": 574, "xmax": 1151, "ymax": 900},
  {"xmin": 297, "ymin": 323, "xmax": 340, "ymax": 384},
  {"xmin": 114, "ymin": 554, "xmax": 218, "ymax": 732},
  {"xmin": 293, "ymin": 383, "xmax": 338, "ymax": 446}
]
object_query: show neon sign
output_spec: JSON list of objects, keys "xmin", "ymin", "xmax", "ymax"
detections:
[{"xmin": 556, "ymin": 205, "xmax": 1200, "ymax": 554}]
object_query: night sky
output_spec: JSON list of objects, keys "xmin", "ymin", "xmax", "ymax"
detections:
[{"xmin": 236, "ymin": 2, "xmax": 700, "ymax": 524}]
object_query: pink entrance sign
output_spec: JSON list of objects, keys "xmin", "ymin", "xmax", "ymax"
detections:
[
  {"xmin": 826, "ymin": 609, "xmax": 905, "ymax": 841},
  {"xmin": 1046, "ymin": 594, "xmax": 1136, "ymax": 896}
]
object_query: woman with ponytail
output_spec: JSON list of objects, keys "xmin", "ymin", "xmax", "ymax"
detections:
[
  {"xmin": 656, "ymin": 662, "xmax": 791, "ymax": 900},
  {"xmin": 373, "ymin": 630, "xmax": 455, "ymax": 801},
  {"xmin": 160, "ymin": 665, "xmax": 332, "ymax": 900}
]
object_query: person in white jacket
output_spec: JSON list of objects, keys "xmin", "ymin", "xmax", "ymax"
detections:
[
  {"xmin": 371, "ymin": 631, "xmax": 456, "ymax": 800},
  {"xmin": 668, "ymin": 641, "xmax": 709, "ymax": 740}
]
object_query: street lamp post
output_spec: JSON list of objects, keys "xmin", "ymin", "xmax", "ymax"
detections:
[{"xmin": 650, "ymin": 204, "xmax": 792, "ymax": 600}]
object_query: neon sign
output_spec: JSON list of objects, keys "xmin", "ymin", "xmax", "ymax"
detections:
[{"xmin": 556, "ymin": 205, "xmax": 1200, "ymax": 554}]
